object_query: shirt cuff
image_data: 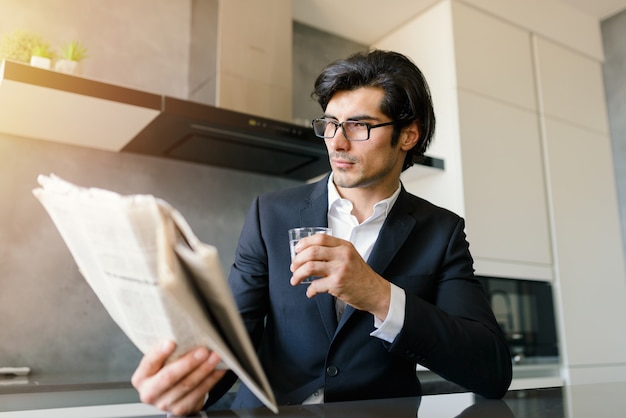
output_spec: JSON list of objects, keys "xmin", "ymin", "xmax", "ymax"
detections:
[{"xmin": 370, "ymin": 283, "xmax": 405, "ymax": 343}]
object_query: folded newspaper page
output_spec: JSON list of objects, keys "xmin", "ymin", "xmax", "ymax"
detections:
[{"xmin": 32, "ymin": 174, "xmax": 277, "ymax": 413}]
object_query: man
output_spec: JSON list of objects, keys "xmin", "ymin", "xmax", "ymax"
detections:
[{"xmin": 132, "ymin": 50, "xmax": 512, "ymax": 415}]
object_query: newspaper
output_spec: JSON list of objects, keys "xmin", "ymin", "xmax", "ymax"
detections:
[{"xmin": 32, "ymin": 174, "xmax": 277, "ymax": 413}]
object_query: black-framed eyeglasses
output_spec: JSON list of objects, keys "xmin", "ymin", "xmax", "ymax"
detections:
[{"xmin": 311, "ymin": 119, "xmax": 395, "ymax": 141}]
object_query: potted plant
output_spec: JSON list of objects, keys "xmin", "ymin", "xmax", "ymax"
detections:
[
  {"xmin": 30, "ymin": 42, "xmax": 54, "ymax": 69},
  {"xmin": 55, "ymin": 40, "xmax": 88, "ymax": 74},
  {"xmin": 0, "ymin": 30, "xmax": 44, "ymax": 63}
]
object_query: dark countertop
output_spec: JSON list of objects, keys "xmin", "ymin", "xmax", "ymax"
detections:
[
  {"xmin": 203, "ymin": 382, "xmax": 625, "ymax": 417},
  {"xmin": 0, "ymin": 372, "xmax": 132, "ymax": 394},
  {"xmin": 0, "ymin": 372, "xmax": 139, "ymax": 413},
  {"xmin": 2, "ymin": 381, "xmax": 625, "ymax": 417}
]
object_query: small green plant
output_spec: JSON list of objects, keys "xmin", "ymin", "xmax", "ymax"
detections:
[
  {"xmin": 59, "ymin": 40, "xmax": 88, "ymax": 62},
  {"xmin": 31, "ymin": 42, "xmax": 54, "ymax": 59},
  {"xmin": 0, "ymin": 30, "xmax": 46, "ymax": 63}
]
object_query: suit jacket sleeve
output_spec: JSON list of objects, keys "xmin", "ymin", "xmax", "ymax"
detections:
[{"xmin": 387, "ymin": 216, "xmax": 512, "ymax": 399}]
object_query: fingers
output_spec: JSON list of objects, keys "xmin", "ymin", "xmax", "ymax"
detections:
[
  {"xmin": 292, "ymin": 233, "xmax": 335, "ymax": 257},
  {"xmin": 290, "ymin": 259, "xmax": 330, "ymax": 286},
  {"xmin": 290, "ymin": 237, "xmax": 389, "ymax": 315},
  {"xmin": 155, "ymin": 350, "xmax": 226, "ymax": 415},
  {"xmin": 144, "ymin": 346, "xmax": 209, "ymax": 405},
  {"xmin": 290, "ymin": 235, "xmax": 339, "ymax": 285},
  {"xmin": 131, "ymin": 342, "xmax": 226, "ymax": 416},
  {"xmin": 131, "ymin": 340, "xmax": 176, "ymax": 389}
]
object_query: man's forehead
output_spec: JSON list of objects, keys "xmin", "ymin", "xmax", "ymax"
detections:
[{"xmin": 325, "ymin": 87, "xmax": 385, "ymax": 118}]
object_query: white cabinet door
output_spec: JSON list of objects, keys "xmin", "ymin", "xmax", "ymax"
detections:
[
  {"xmin": 535, "ymin": 37, "xmax": 626, "ymax": 381},
  {"xmin": 451, "ymin": 2, "xmax": 552, "ymax": 279},
  {"xmin": 534, "ymin": 37, "xmax": 609, "ymax": 134},
  {"xmin": 458, "ymin": 91, "xmax": 552, "ymax": 278},
  {"xmin": 453, "ymin": 1, "xmax": 537, "ymax": 111},
  {"xmin": 543, "ymin": 118, "xmax": 626, "ymax": 372}
]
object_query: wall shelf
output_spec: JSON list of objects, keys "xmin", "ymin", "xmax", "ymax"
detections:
[{"xmin": 0, "ymin": 60, "xmax": 161, "ymax": 151}]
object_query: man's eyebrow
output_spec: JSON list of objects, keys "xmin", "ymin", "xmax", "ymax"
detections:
[{"xmin": 322, "ymin": 114, "xmax": 379, "ymax": 121}]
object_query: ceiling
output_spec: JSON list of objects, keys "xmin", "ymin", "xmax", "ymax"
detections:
[
  {"xmin": 560, "ymin": 0, "xmax": 626, "ymax": 18},
  {"xmin": 292, "ymin": 0, "xmax": 626, "ymax": 44}
]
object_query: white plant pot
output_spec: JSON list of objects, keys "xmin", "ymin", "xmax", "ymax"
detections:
[
  {"xmin": 30, "ymin": 56, "xmax": 51, "ymax": 69},
  {"xmin": 54, "ymin": 59, "xmax": 79, "ymax": 74}
]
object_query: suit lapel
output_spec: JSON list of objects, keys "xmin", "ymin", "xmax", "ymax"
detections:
[
  {"xmin": 298, "ymin": 177, "xmax": 338, "ymax": 339},
  {"xmin": 367, "ymin": 189, "xmax": 417, "ymax": 275},
  {"xmin": 297, "ymin": 176, "xmax": 329, "ymax": 228}
]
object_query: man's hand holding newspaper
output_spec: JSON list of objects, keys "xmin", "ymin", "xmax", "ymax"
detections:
[{"xmin": 32, "ymin": 174, "xmax": 277, "ymax": 414}]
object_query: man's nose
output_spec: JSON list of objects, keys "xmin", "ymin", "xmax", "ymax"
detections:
[{"xmin": 329, "ymin": 127, "xmax": 351, "ymax": 149}]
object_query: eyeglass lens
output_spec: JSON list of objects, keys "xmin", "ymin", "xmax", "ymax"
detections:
[{"xmin": 313, "ymin": 120, "xmax": 369, "ymax": 141}]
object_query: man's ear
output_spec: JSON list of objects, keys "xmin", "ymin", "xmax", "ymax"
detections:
[{"xmin": 400, "ymin": 121, "xmax": 420, "ymax": 151}]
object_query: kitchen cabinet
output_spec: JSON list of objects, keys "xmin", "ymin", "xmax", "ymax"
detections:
[
  {"xmin": 543, "ymin": 118, "xmax": 626, "ymax": 370},
  {"xmin": 453, "ymin": 2, "xmax": 552, "ymax": 277},
  {"xmin": 534, "ymin": 37, "xmax": 610, "ymax": 133},
  {"xmin": 374, "ymin": 0, "xmax": 626, "ymax": 384},
  {"xmin": 314, "ymin": 0, "xmax": 626, "ymax": 391},
  {"xmin": 534, "ymin": 37, "xmax": 626, "ymax": 381},
  {"xmin": 452, "ymin": 1, "xmax": 537, "ymax": 110},
  {"xmin": 378, "ymin": 1, "xmax": 553, "ymax": 279},
  {"xmin": 458, "ymin": 91, "xmax": 552, "ymax": 272}
]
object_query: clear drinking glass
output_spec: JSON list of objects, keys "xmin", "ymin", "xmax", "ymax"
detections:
[{"xmin": 288, "ymin": 227, "xmax": 332, "ymax": 284}]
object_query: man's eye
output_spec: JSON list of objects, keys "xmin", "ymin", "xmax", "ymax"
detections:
[{"xmin": 349, "ymin": 122, "xmax": 368, "ymax": 129}]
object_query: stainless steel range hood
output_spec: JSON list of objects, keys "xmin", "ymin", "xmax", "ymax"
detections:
[
  {"xmin": 121, "ymin": 96, "xmax": 444, "ymax": 181},
  {"xmin": 122, "ymin": 96, "xmax": 330, "ymax": 181}
]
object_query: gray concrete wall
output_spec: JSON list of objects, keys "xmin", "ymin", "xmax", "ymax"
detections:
[
  {"xmin": 0, "ymin": 0, "xmax": 191, "ymax": 98},
  {"xmin": 0, "ymin": 133, "xmax": 298, "ymax": 379},
  {"xmin": 292, "ymin": 22, "xmax": 367, "ymax": 126},
  {"xmin": 602, "ymin": 10, "xmax": 626, "ymax": 264}
]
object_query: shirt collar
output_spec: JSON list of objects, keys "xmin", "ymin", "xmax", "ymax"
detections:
[{"xmin": 327, "ymin": 174, "xmax": 402, "ymax": 221}]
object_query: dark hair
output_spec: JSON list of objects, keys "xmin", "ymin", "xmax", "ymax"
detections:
[{"xmin": 312, "ymin": 49, "xmax": 435, "ymax": 171}]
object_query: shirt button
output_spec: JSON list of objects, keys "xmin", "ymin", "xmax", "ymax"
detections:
[{"xmin": 326, "ymin": 366, "xmax": 339, "ymax": 377}]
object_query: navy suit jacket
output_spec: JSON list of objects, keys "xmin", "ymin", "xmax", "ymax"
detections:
[{"xmin": 212, "ymin": 176, "xmax": 511, "ymax": 409}]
